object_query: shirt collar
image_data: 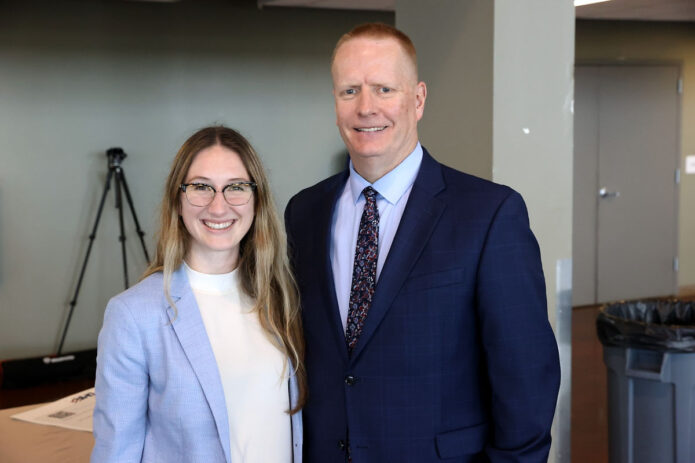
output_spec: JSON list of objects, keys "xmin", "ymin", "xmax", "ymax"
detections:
[
  {"xmin": 183, "ymin": 261, "xmax": 237, "ymax": 295},
  {"xmin": 348, "ymin": 142, "xmax": 423, "ymax": 205}
]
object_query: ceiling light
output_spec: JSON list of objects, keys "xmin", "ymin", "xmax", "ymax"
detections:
[{"xmin": 574, "ymin": 0, "xmax": 611, "ymax": 6}]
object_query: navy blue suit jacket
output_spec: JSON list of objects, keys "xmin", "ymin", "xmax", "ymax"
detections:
[{"xmin": 285, "ymin": 149, "xmax": 560, "ymax": 463}]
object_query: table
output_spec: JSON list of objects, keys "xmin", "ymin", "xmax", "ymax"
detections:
[{"xmin": 0, "ymin": 403, "xmax": 93, "ymax": 462}]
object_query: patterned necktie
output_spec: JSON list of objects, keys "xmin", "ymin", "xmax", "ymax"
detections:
[{"xmin": 345, "ymin": 186, "xmax": 379, "ymax": 353}]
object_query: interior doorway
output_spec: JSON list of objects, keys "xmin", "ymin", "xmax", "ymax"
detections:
[{"xmin": 573, "ymin": 64, "xmax": 681, "ymax": 306}]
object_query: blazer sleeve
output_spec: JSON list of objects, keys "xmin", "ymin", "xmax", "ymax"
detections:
[
  {"xmin": 475, "ymin": 190, "xmax": 560, "ymax": 462},
  {"xmin": 91, "ymin": 297, "xmax": 149, "ymax": 463}
]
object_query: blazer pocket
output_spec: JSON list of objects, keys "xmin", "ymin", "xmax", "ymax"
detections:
[
  {"xmin": 400, "ymin": 267, "xmax": 467, "ymax": 295},
  {"xmin": 435, "ymin": 422, "xmax": 488, "ymax": 459}
]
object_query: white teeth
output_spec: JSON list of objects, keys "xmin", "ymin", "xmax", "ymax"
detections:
[
  {"xmin": 204, "ymin": 220, "xmax": 234, "ymax": 230},
  {"xmin": 356, "ymin": 126, "xmax": 386, "ymax": 132}
]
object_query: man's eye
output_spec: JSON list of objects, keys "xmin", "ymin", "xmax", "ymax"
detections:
[
  {"xmin": 343, "ymin": 89, "xmax": 356, "ymax": 96},
  {"xmin": 379, "ymin": 87, "xmax": 392, "ymax": 93}
]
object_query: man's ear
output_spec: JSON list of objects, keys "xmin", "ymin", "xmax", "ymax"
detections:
[{"xmin": 415, "ymin": 81, "xmax": 427, "ymax": 120}]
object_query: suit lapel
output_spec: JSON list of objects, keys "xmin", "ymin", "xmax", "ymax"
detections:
[
  {"xmin": 350, "ymin": 150, "xmax": 446, "ymax": 361},
  {"xmin": 168, "ymin": 266, "xmax": 232, "ymax": 463},
  {"xmin": 313, "ymin": 171, "xmax": 351, "ymax": 363}
]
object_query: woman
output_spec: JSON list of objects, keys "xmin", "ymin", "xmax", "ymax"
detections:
[{"xmin": 91, "ymin": 126, "xmax": 306, "ymax": 463}]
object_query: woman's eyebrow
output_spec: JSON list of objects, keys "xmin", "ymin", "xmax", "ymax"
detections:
[{"xmin": 185, "ymin": 177, "xmax": 250, "ymax": 183}]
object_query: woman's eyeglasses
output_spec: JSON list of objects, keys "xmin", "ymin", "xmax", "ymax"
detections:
[{"xmin": 180, "ymin": 182, "xmax": 256, "ymax": 207}]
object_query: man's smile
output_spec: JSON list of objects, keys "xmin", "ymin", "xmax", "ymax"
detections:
[{"xmin": 355, "ymin": 126, "xmax": 387, "ymax": 132}]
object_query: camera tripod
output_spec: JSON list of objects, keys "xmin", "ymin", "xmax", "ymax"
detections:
[{"xmin": 56, "ymin": 147, "xmax": 150, "ymax": 356}]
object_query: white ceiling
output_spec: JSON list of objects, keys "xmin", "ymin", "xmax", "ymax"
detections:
[
  {"xmin": 575, "ymin": 0, "xmax": 695, "ymax": 21},
  {"xmin": 257, "ymin": 0, "xmax": 695, "ymax": 21}
]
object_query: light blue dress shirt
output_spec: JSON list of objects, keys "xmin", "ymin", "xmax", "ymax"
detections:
[{"xmin": 331, "ymin": 143, "xmax": 423, "ymax": 330}]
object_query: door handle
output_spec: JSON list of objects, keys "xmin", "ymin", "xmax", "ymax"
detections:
[{"xmin": 599, "ymin": 187, "xmax": 620, "ymax": 198}]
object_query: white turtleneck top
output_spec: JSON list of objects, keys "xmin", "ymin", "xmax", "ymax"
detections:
[{"xmin": 184, "ymin": 262, "xmax": 291, "ymax": 463}]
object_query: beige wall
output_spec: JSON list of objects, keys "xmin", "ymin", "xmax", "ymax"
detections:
[{"xmin": 576, "ymin": 20, "xmax": 695, "ymax": 292}]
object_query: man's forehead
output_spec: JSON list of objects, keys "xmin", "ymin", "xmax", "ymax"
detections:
[
  {"xmin": 335, "ymin": 36, "xmax": 404, "ymax": 58},
  {"xmin": 332, "ymin": 37, "xmax": 417, "ymax": 80}
]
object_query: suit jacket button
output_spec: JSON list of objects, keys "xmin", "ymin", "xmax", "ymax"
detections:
[
  {"xmin": 338, "ymin": 440, "xmax": 346, "ymax": 450},
  {"xmin": 344, "ymin": 375, "xmax": 357, "ymax": 386}
]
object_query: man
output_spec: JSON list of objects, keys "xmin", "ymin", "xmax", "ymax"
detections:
[{"xmin": 285, "ymin": 23, "xmax": 560, "ymax": 463}]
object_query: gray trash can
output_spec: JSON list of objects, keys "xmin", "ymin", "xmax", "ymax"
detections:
[{"xmin": 597, "ymin": 299, "xmax": 695, "ymax": 463}]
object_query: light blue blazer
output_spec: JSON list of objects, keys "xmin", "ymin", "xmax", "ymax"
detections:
[{"xmin": 91, "ymin": 266, "xmax": 303, "ymax": 463}]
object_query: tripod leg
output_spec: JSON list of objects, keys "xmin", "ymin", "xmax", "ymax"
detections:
[
  {"xmin": 57, "ymin": 169, "xmax": 114, "ymax": 356},
  {"xmin": 114, "ymin": 167, "xmax": 129, "ymax": 289},
  {"xmin": 119, "ymin": 170, "xmax": 151, "ymax": 263}
]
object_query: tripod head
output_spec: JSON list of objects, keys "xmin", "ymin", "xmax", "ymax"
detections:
[{"xmin": 106, "ymin": 147, "xmax": 127, "ymax": 169}]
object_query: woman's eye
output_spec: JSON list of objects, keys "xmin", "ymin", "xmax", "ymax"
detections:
[{"xmin": 192, "ymin": 184, "xmax": 210, "ymax": 191}]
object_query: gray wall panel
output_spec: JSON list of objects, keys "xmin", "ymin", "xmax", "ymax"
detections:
[{"xmin": 0, "ymin": 0, "xmax": 392, "ymax": 358}]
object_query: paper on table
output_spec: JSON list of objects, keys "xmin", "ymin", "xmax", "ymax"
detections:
[{"xmin": 11, "ymin": 387, "xmax": 95, "ymax": 432}]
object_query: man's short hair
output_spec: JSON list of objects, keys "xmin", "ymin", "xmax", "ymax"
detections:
[{"xmin": 331, "ymin": 23, "xmax": 418, "ymax": 78}]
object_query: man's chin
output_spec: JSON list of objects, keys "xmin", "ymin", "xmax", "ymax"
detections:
[
  {"xmin": 347, "ymin": 151, "xmax": 385, "ymax": 167},
  {"xmin": 346, "ymin": 145, "xmax": 386, "ymax": 159}
]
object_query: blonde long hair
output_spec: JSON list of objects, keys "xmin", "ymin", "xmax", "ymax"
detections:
[{"xmin": 143, "ymin": 126, "xmax": 306, "ymax": 413}]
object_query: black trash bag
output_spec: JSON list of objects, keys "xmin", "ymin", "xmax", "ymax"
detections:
[{"xmin": 597, "ymin": 299, "xmax": 695, "ymax": 353}]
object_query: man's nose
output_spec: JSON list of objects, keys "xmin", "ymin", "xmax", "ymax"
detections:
[{"xmin": 357, "ymin": 91, "xmax": 375, "ymax": 116}]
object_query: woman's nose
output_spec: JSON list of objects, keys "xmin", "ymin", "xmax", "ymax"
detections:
[{"xmin": 207, "ymin": 190, "xmax": 228, "ymax": 213}]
